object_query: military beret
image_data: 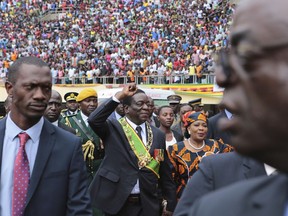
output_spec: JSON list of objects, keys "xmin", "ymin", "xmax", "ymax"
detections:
[
  {"xmin": 167, "ymin": 94, "xmax": 182, "ymax": 104},
  {"xmin": 76, "ymin": 88, "xmax": 98, "ymax": 102},
  {"xmin": 64, "ymin": 92, "xmax": 78, "ymax": 102},
  {"xmin": 188, "ymin": 98, "xmax": 202, "ymax": 106}
]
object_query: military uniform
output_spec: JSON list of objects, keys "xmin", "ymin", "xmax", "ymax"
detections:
[
  {"xmin": 60, "ymin": 92, "xmax": 80, "ymax": 120},
  {"xmin": 188, "ymin": 98, "xmax": 204, "ymax": 112},
  {"xmin": 167, "ymin": 94, "xmax": 182, "ymax": 127},
  {"xmin": 60, "ymin": 108, "xmax": 80, "ymax": 119},
  {"xmin": 61, "ymin": 112, "xmax": 104, "ymax": 182},
  {"xmin": 62, "ymin": 89, "xmax": 105, "ymax": 216}
]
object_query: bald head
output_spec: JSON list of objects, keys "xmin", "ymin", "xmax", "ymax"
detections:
[
  {"xmin": 217, "ymin": 0, "xmax": 288, "ymax": 172},
  {"xmin": 232, "ymin": 0, "xmax": 288, "ymax": 50},
  {"xmin": 51, "ymin": 90, "xmax": 62, "ymax": 102}
]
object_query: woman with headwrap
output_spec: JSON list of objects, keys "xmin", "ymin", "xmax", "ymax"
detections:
[{"xmin": 167, "ymin": 111, "xmax": 233, "ymax": 200}]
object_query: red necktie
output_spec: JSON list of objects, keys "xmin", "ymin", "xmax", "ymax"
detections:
[{"xmin": 12, "ymin": 132, "xmax": 30, "ymax": 216}]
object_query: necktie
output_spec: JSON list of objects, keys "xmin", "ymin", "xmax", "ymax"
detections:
[
  {"xmin": 136, "ymin": 126, "xmax": 142, "ymax": 141},
  {"xmin": 12, "ymin": 132, "xmax": 30, "ymax": 216}
]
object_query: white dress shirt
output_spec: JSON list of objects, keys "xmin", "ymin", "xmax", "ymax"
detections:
[
  {"xmin": 125, "ymin": 117, "xmax": 147, "ymax": 194},
  {"xmin": 0, "ymin": 114, "xmax": 43, "ymax": 216},
  {"xmin": 80, "ymin": 111, "xmax": 89, "ymax": 127},
  {"xmin": 264, "ymin": 163, "xmax": 277, "ymax": 176},
  {"xmin": 224, "ymin": 109, "xmax": 233, "ymax": 120}
]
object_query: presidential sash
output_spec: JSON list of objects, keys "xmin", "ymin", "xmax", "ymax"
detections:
[{"xmin": 119, "ymin": 118, "xmax": 160, "ymax": 178}]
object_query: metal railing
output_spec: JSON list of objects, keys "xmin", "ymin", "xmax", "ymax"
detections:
[{"xmin": 51, "ymin": 74, "xmax": 216, "ymax": 85}]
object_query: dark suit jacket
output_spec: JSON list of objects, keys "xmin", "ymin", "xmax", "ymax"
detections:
[
  {"xmin": 189, "ymin": 174, "xmax": 288, "ymax": 216},
  {"xmin": 88, "ymin": 98, "xmax": 177, "ymax": 215},
  {"xmin": 153, "ymin": 115, "xmax": 160, "ymax": 128},
  {"xmin": 58, "ymin": 121, "xmax": 76, "ymax": 134},
  {"xmin": 0, "ymin": 117, "xmax": 92, "ymax": 216},
  {"xmin": 207, "ymin": 110, "xmax": 231, "ymax": 144},
  {"xmin": 174, "ymin": 152, "xmax": 266, "ymax": 216}
]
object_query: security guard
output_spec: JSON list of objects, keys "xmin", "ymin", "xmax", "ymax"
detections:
[
  {"xmin": 61, "ymin": 92, "xmax": 80, "ymax": 118},
  {"xmin": 60, "ymin": 88, "xmax": 104, "ymax": 183},
  {"xmin": 167, "ymin": 94, "xmax": 182, "ymax": 127},
  {"xmin": 188, "ymin": 98, "xmax": 204, "ymax": 112}
]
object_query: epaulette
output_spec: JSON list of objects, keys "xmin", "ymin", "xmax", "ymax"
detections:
[{"xmin": 61, "ymin": 108, "xmax": 68, "ymax": 113}]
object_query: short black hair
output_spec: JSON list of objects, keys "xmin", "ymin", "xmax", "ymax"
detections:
[
  {"xmin": 122, "ymin": 89, "xmax": 145, "ymax": 106},
  {"xmin": 157, "ymin": 105, "xmax": 173, "ymax": 115},
  {"xmin": 8, "ymin": 56, "xmax": 49, "ymax": 83}
]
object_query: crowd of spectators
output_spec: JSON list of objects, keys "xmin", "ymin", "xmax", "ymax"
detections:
[{"xmin": 0, "ymin": 0, "xmax": 235, "ymax": 84}]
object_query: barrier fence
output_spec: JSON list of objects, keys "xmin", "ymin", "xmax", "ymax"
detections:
[{"xmin": 51, "ymin": 74, "xmax": 216, "ymax": 85}]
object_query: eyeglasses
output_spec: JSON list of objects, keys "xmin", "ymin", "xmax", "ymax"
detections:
[{"xmin": 214, "ymin": 42, "xmax": 288, "ymax": 86}]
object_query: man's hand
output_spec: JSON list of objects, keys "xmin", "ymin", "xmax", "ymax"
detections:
[{"xmin": 115, "ymin": 83, "xmax": 137, "ymax": 101}]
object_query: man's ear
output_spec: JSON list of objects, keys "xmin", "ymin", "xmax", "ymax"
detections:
[
  {"xmin": 5, "ymin": 81, "xmax": 13, "ymax": 98},
  {"xmin": 124, "ymin": 104, "xmax": 129, "ymax": 114}
]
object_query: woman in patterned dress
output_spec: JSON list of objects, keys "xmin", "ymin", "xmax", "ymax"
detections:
[{"xmin": 167, "ymin": 111, "xmax": 233, "ymax": 199}]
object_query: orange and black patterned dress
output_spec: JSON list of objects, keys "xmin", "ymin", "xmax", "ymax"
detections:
[{"xmin": 167, "ymin": 139, "xmax": 233, "ymax": 199}]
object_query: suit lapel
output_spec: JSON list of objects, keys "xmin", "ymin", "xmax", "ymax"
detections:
[
  {"xmin": 0, "ymin": 118, "xmax": 7, "ymax": 177},
  {"xmin": 242, "ymin": 157, "xmax": 266, "ymax": 179},
  {"xmin": 26, "ymin": 120, "xmax": 56, "ymax": 206}
]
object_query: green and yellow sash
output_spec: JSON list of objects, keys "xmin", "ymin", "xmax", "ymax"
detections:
[{"xmin": 119, "ymin": 118, "xmax": 160, "ymax": 178}]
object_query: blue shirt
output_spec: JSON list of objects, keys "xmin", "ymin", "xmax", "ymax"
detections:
[{"xmin": 0, "ymin": 114, "xmax": 43, "ymax": 216}]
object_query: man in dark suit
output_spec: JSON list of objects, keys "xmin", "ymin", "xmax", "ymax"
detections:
[
  {"xmin": 188, "ymin": 0, "xmax": 288, "ymax": 215},
  {"xmin": 88, "ymin": 83, "xmax": 177, "ymax": 216},
  {"xmin": 108, "ymin": 102, "xmax": 125, "ymax": 121},
  {"xmin": 174, "ymin": 152, "xmax": 267, "ymax": 215},
  {"xmin": 147, "ymin": 96, "xmax": 160, "ymax": 127},
  {"xmin": 44, "ymin": 89, "xmax": 76, "ymax": 134},
  {"xmin": 207, "ymin": 107, "xmax": 232, "ymax": 144},
  {"xmin": 0, "ymin": 56, "xmax": 91, "ymax": 216}
]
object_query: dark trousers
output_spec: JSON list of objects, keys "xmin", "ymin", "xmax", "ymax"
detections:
[{"xmin": 105, "ymin": 195, "xmax": 143, "ymax": 216}]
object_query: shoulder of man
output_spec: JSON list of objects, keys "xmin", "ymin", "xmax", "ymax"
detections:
[{"xmin": 189, "ymin": 174, "xmax": 287, "ymax": 216}]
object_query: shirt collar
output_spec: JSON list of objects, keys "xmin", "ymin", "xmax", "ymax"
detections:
[
  {"xmin": 80, "ymin": 111, "xmax": 89, "ymax": 126},
  {"xmin": 6, "ymin": 113, "xmax": 44, "ymax": 143},
  {"xmin": 125, "ymin": 117, "xmax": 145, "ymax": 131},
  {"xmin": 51, "ymin": 120, "xmax": 58, "ymax": 127},
  {"xmin": 264, "ymin": 163, "xmax": 277, "ymax": 176},
  {"xmin": 224, "ymin": 109, "xmax": 233, "ymax": 119},
  {"xmin": 115, "ymin": 111, "xmax": 123, "ymax": 120}
]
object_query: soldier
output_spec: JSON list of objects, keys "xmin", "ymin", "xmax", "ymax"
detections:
[
  {"xmin": 61, "ymin": 91, "xmax": 80, "ymax": 118},
  {"xmin": 60, "ymin": 88, "xmax": 104, "ymax": 183},
  {"xmin": 188, "ymin": 98, "xmax": 204, "ymax": 112},
  {"xmin": 167, "ymin": 94, "xmax": 182, "ymax": 127}
]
